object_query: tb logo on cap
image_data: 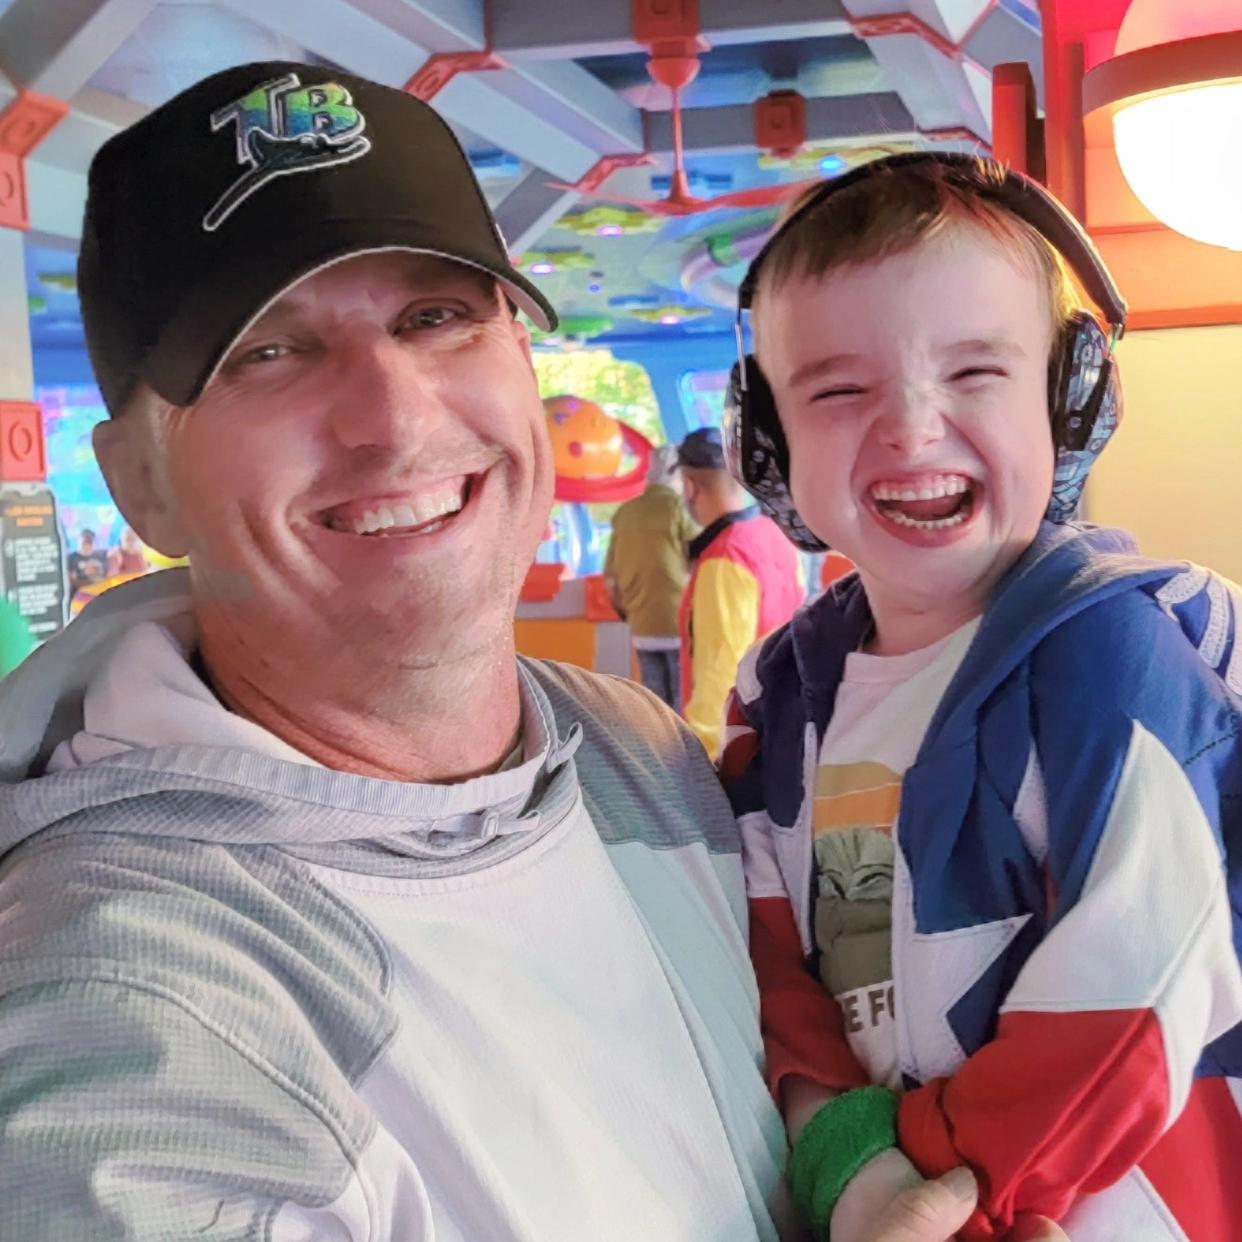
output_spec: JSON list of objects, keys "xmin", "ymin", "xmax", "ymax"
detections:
[{"xmin": 204, "ymin": 73, "xmax": 371, "ymax": 232}]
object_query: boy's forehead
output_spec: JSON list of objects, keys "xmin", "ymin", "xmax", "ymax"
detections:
[
  {"xmin": 767, "ymin": 229, "xmax": 1047, "ymax": 324},
  {"xmin": 757, "ymin": 232, "xmax": 1051, "ymax": 375}
]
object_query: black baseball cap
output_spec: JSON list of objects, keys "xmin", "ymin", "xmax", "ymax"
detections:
[
  {"xmin": 78, "ymin": 61, "xmax": 558, "ymax": 415},
  {"xmin": 676, "ymin": 427, "xmax": 727, "ymax": 471}
]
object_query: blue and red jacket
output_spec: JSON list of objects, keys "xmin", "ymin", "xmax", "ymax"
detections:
[{"xmin": 721, "ymin": 522, "xmax": 1242, "ymax": 1240}]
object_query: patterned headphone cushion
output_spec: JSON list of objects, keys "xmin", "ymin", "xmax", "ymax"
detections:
[
  {"xmin": 724, "ymin": 358, "xmax": 827, "ymax": 552},
  {"xmin": 1047, "ymin": 314, "xmax": 1121, "ymax": 522}
]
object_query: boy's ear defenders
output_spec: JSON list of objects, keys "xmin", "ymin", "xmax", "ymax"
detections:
[{"xmin": 724, "ymin": 152, "xmax": 1127, "ymax": 553}]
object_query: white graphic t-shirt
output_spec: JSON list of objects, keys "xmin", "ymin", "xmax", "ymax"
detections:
[{"xmin": 813, "ymin": 619, "xmax": 979, "ymax": 1088}]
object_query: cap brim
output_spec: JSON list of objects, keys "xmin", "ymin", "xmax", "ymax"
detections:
[{"xmin": 141, "ymin": 221, "xmax": 558, "ymax": 408}]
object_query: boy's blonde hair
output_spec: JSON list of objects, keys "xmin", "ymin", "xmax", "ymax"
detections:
[{"xmin": 750, "ymin": 157, "xmax": 1080, "ymax": 352}]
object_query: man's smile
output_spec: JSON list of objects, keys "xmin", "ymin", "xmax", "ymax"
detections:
[{"xmin": 318, "ymin": 474, "xmax": 479, "ymax": 537}]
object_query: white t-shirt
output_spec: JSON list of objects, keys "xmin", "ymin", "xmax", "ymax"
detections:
[{"xmin": 812, "ymin": 620, "xmax": 979, "ymax": 1088}]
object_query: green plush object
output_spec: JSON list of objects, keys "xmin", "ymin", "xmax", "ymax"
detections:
[
  {"xmin": 787, "ymin": 1086, "xmax": 900, "ymax": 1236},
  {"xmin": 0, "ymin": 598, "xmax": 35, "ymax": 678}
]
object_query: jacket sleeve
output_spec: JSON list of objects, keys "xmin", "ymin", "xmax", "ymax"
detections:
[
  {"xmin": 720, "ymin": 678, "xmax": 869, "ymax": 1102},
  {"xmin": 749, "ymin": 894, "xmax": 871, "ymax": 1098},
  {"xmin": 0, "ymin": 978, "xmax": 373, "ymax": 1240},
  {"xmin": 896, "ymin": 708, "xmax": 1242, "ymax": 1238},
  {"xmin": 685, "ymin": 559, "xmax": 761, "ymax": 758}
]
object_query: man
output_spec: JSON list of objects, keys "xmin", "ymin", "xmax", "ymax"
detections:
[
  {"xmin": 66, "ymin": 527, "xmax": 108, "ymax": 591},
  {"xmin": 676, "ymin": 427, "xmax": 804, "ymax": 757},
  {"xmin": 604, "ymin": 442, "xmax": 695, "ymax": 708},
  {"xmin": 0, "ymin": 61, "xmax": 1013, "ymax": 1242},
  {"xmin": 0, "ymin": 61, "xmax": 788, "ymax": 1241}
]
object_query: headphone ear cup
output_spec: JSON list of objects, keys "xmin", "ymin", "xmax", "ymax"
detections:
[
  {"xmin": 723, "ymin": 359, "xmax": 750, "ymax": 487},
  {"xmin": 1046, "ymin": 313, "xmax": 1122, "ymax": 523},
  {"xmin": 723, "ymin": 355, "xmax": 826, "ymax": 553},
  {"xmin": 742, "ymin": 355, "xmax": 787, "ymax": 478}
]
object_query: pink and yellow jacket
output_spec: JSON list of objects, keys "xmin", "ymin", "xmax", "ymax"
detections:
[{"xmin": 679, "ymin": 506, "xmax": 803, "ymax": 758}]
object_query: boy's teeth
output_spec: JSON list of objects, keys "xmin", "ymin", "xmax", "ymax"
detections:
[
  {"xmin": 869, "ymin": 474, "xmax": 971, "ymax": 503},
  {"xmin": 885, "ymin": 509, "xmax": 969, "ymax": 530}
]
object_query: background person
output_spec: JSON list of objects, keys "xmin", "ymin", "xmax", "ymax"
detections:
[
  {"xmin": 65, "ymin": 527, "xmax": 108, "ymax": 591},
  {"xmin": 676, "ymin": 426, "xmax": 803, "ymax": 758},
  {"xmin": 107, "ymin": 524, "xmax": 151, "ymax": 577},
  {"xmin": 604, "ymin": 442, "xmax": 695, "ymax": 708}
]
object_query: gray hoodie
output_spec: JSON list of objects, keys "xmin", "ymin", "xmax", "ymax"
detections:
[{"xmin": 0, "ymin": 570, "xmax": 791, "ymax": 1240}]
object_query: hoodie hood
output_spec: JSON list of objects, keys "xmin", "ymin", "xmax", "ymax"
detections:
[{"xmin": 0, "ymin": 570, "xmax": 581, "ymax": 874}]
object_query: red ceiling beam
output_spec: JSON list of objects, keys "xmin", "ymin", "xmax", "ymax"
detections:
[
  {"xmin": 559, "ymin": 151, "xmax": 655, "ymax": 195},
  {"xmin": 404, "ymin": 50, "xmax": 508, "ymax": 103},
  {"xmin": 851, "ymin": 5, "xmax": 1002, "ymax": 72}
]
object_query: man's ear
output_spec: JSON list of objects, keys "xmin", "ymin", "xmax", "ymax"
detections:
[
  {"xmin": 92, "ymin": 414, "xmax": 191, "ymax": 558},
  {"xmin": 511, "ymin": 314, "xmax": 534, "ymax": 363}
]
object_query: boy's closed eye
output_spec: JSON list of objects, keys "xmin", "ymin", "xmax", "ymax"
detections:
[
  {"xmin": 949, "ymin": 366, "xmax": 1008, "ymax": 382},
  {"xmin": 812, "ymin": 384, "xmax": 867, "ymax": 402}
]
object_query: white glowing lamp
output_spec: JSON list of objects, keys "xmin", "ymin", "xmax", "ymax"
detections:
[{"xmin": 1084, "ymin": 0, "xmax": 1242, "ymax": 250}]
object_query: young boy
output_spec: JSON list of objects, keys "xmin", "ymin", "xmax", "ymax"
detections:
[{"xmin": 719, "ymin": 154, "xmax": 1242, "ymax": 1242}]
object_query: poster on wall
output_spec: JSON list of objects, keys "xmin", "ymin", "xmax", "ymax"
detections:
[{"xmin": 0, "ymin": 483, "xmax": 68, "ymax": 640}]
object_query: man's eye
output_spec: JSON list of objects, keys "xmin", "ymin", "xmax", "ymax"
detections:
[
  {"xmin": 951, "ymin": 367, "xmax": 1005, "ymax": 382},
  {"xmin": 812, "ymin": 386, "xmax": 864, "ymax": 401},
  {"xmin": 404, "ymin": 306, "xmax": 460, "ymax": 331},
  {"xmin": 237, "ymin": 342, "xmax": 293, "ymax": 366}
]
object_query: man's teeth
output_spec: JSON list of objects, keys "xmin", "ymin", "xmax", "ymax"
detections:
[
  {"xmin": 337, "ymin": 490, "xmax": 465, "ymax": 535},
  {"xmin": 869, "ymin": 475, "xmax": 971, "ymax": 503}
]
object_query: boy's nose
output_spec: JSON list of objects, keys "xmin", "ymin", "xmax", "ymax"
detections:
[{"xmin": 874, "ymin": 381, "xmax": 948, "ymax": 453}]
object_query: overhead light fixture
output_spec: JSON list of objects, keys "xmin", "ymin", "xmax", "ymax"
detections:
[{"xmin": 1084, "ymin": 0, "xmax": 1242, "ymax": 251}]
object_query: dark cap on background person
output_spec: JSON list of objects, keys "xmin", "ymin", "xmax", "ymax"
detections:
[
  {"xmin": 77, "ymin": 61, "xmax": 558, "ymax": 416},
  {"xmin": 676, "ymin": 427, "xmax": 727, "ymax": 472}
]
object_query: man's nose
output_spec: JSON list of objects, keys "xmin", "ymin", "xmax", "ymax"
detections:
[
  {"xmin": 873, "ymin": 381, "xmax": 948, "ymax": 455},
  {"xmin": 325, "ymin": 335, "xmax": 441, "ymax": 453}
]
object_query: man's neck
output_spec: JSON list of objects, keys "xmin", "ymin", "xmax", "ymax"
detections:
[
  {"xmin": 196, "ymin": 633, "xmax": 524, "ymax": 785},
  {"xmin": 695, "ymin": 493, "xmax": 752, "ymax": 529}
]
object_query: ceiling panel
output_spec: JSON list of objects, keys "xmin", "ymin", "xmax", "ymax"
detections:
[{"xmin": 6, "ymin": 0, "xmax": 1044, "ymax": 358}]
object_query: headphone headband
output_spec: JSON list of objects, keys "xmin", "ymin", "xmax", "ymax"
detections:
[{"xmin": 736, "ymin": 152, "xmax": 1127, "ymax": 331}]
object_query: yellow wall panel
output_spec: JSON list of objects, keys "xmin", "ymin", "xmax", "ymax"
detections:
[{"xmin": 1087, "ymin": 324, "xmax": 1242, "ymax": 582}]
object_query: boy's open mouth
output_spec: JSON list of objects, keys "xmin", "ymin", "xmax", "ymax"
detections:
[{"xmin": 868, "ymin": 473, "xmax": 976, "ymax": 530}]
